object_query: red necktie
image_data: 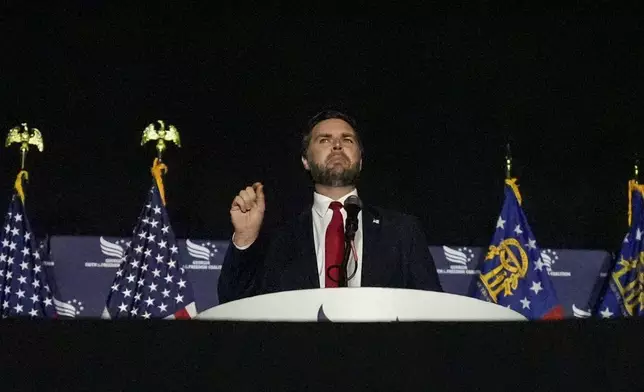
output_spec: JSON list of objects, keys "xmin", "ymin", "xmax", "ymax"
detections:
[{"xmin": 325, "ymin": 201, "xmax": 344, "ymax": 288}]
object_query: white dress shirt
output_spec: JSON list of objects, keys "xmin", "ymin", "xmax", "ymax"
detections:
[{"xmin": 312, "ymin": 189, "xmax": 363, "ymax": 288}]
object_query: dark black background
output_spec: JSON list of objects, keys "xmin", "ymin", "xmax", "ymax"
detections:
[
  {"xmin": 0, "ymin": 3, "xmax": 641, "ymax": 250},
  {"xmin": 3, "ymin": 319, "xmax": 644, "ymax": 390}
]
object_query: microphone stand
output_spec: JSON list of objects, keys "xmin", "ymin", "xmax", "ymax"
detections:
[
  {"xmin": 338, "ymin": 242, "xmax": 352, "ymax": 287},
  {"xmin": 338, "ymin": 217, "xmax": 358, "ymax": 288}
]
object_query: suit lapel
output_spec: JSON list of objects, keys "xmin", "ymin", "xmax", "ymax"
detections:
[
  {"xmin": 360, "ymin": 206, "xmax": 382, "ymax": 286},
  {"xmin": 296, "ymin": 209, "xmax": 320, "ymax": 288}
]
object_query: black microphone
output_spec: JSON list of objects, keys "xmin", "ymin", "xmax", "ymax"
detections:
[
  {"xmin": 338, "ymin": 195, "xmax": 362, "ymax": 287},
  {"xmin": 344, "ymin": 195, "xmax": 362, "ymax": 241}
]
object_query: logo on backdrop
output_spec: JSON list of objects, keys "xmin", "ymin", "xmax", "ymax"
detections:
[
  {"xmin": 54, "ymin": 298, "xmax": 85, "ymax": 318},
  {"xmin": 84, "ymin": 237, "xmax": 126, "ymax": 268},
  {"xmin": 183, "ymin": 239, "xmax": 220, "ymax": 270},
  {"xmin": 539, "ymin": 249, "xmax": 571, "ymax": 277},
  {"xmin": 437, "ymin": 246, "xmax": 480, "ymax": 275},
  {"xmin": 436, "ymin": 247, "xmax": 571, "ymax": 277}
]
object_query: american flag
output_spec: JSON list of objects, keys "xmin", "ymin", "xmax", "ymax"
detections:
[
  {"xmin": 103, "ymin": 176, "xmax": 196, "ymax": 319},
  {"xmin": 0, "ymin": 173, "xmax": 56, "ymax": 318}
]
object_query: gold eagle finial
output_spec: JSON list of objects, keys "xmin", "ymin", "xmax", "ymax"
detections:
[
  {"xmin": 5, "ymin": 123, "xmax": 44, "ymax": 169},
  {"xmin": 141, "ymin": 120, "xmax": 181, "ymax": 160}
]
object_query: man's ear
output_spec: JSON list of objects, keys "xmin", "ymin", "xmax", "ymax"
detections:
[{"xmin": 301, "ymin": 156, "xmax": 310, "ymax": 171}]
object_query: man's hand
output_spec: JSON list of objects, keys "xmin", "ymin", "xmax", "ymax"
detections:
[{"xmin": 230, "ymin": 182, "xmax": 265, "ymax": 247}]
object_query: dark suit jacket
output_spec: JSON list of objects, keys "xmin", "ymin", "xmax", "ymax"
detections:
[{"xmin": 218, "ymin": 205, "xmax": 443, "ymax": 304}]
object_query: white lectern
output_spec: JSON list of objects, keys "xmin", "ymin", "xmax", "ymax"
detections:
[{"xmin": 197, "ymin": 288, "xmax": 526, "ymax": 322}]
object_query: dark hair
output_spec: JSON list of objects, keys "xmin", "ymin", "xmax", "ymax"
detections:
[{"xmin": 301, "ymin": 110, "xmax": 364, "ymax": 158}]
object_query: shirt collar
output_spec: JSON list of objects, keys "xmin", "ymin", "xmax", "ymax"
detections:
[{"xmin": 312, "ymin": 188, "xmax": 359, "ymax": 218}]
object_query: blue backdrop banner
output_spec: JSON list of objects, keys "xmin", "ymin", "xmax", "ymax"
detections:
[{"xmin": 44, "ymin": 236, "xmax": 611, "ymax": 318}]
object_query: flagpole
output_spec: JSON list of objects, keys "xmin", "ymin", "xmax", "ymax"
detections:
[
  {"xmin": 5, "ymin": 123, "xmax": 45, "ymax": 171},
  {"xmin": 505, "ymin": 142, "xmax": 512, "ymax": 179},
  {"xmin": 634, "ymin": 153, "xmax": 639, "ymax": 183},
  {"xmin": 141, "ymin": 120, "xmax": 181, "ymax": 164}
]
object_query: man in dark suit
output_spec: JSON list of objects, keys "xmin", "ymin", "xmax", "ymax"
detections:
[{"xmin": 218, "ymin": 110, "xmax": 442, "ymax": 304}]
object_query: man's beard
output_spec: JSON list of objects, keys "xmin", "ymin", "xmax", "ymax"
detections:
[{"xmin": 308, "ymin": 158, "xmax": 361, "ymax": 187}]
